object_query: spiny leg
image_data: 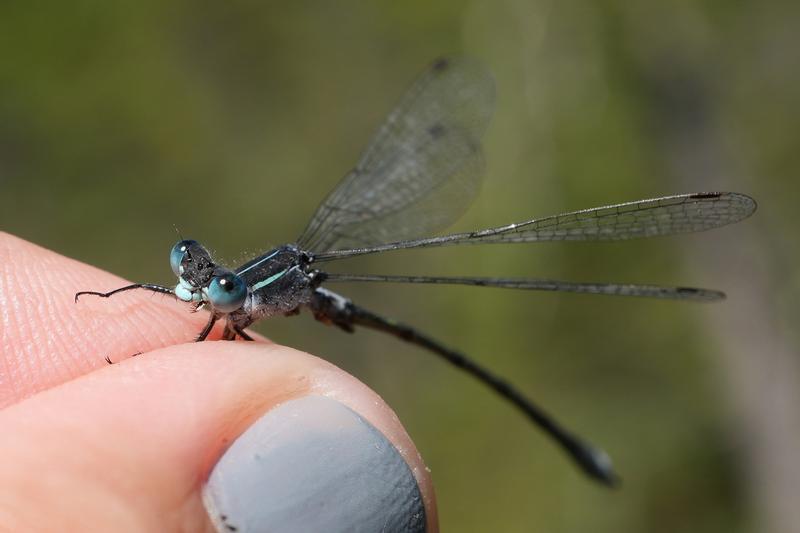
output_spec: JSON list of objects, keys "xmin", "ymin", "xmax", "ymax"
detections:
[
  {"xmin": 196, "ymin": 314, "xmax": 219, "ymax": 342},
  {"xmin": 105, "ymin": 352, "xmax": 142, "ymax": 365},
  {"xmin": 234, "ymin": 326, "xmax": 254, "ymax": 341},
  {"xmin": 76, "ymin": 284, "xmax": 176, "ymax": 363},
  {"xmin": 222, "ymin": 325, "xmax": 236, "ymax": 341},
  {"xmin": 75, "ymin": 283, "xmax": 175, "ymax": 303},
  {"xmin": 221, "ymin": 324, "xmax": 255, "ymax": 341}
]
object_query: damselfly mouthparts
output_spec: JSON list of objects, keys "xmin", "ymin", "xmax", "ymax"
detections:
[{"xmin": 76, "ymin": 57, "xmax": 756, "ymax": 485}]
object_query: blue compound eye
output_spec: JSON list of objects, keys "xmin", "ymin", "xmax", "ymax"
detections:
[
  {"xmin": 170, "ymin": 240, "xmax": 198, "ymax": 276},
  {"xmin": 208, "ymin": 272, "xmax": 246, "ymax": 313}
]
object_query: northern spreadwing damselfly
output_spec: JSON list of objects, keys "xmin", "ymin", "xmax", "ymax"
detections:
[{"xmin": 76, "ymin": 57, "xmax": 756, "ymax": 485}]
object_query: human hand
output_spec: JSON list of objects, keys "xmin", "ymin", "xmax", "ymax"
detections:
[{"xmin": 0, "ymin": 233, "xmax": 436, "ymax": 532}]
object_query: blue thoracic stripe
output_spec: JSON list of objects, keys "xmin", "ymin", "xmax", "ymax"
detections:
[
  {"xmin": 252, "ymin": 269, "xmax": 289, "ymax": 292},
  {"xmin": 237, "ymin": 249, "xmax": 281, "ymax": 276}
]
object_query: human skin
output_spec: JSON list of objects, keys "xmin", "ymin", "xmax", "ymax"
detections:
[{"xmin": 0, "ymin": 233, "xmax": 437, "ymax": 531}]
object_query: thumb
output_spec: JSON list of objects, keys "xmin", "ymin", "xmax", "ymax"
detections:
[{"xmin": 0, "ymin": 341, "xmax": 436, "ymax": 532}]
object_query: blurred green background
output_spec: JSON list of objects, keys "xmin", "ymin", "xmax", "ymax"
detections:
[{"xmin": 1, "ymin": 1, "xmax": 798, "ymax": 532}]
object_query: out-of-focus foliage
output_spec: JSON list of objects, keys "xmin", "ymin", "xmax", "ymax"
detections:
[{"xmin": 1, "ymin": 2, "xmax": 797, "ymax": 532}]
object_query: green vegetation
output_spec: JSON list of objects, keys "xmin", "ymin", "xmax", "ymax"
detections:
[{"xmin": 1, "ymin": 2, "xmax": 797, "ymax": 531}]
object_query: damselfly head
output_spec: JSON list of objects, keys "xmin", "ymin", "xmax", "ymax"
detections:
[
  {"xmin": 170, "ymin": 239, "xmax": 219, "ymax": 302},
  {"xmin": 169, "ymin": 241, "xmax": 247, "ymax": 313}
]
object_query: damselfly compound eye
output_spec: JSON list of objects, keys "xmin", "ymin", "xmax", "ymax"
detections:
[
  {"xmin": 207, "ymin": 272, "xmax": 246, "ymax": 312},
  {"xmin": 170, "ymin": 240, "xmax": 198, "ymax": 276}
]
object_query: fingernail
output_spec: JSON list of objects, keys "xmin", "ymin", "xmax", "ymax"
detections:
[{"xmin": 203, "ymin": 395, "xmax": 426, "ymax": 533}]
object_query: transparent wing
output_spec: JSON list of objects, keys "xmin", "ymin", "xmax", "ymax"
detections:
[
  {"xmin": 297, "ymin": 57, "xmax": 495, "ymax": 253},
  {"xmin": 313, "ymin": 192, "xmax": 758, "ymax": 260},
  {"xmin": 323, "ymin": 273, "xmax": 726, "ymax": 301}
]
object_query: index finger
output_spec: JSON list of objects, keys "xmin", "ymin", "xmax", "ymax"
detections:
[{"xmin": 0, "ymin": 232, "xmax": 221, "ymax": 406}]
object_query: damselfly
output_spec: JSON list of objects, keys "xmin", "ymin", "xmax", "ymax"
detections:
[{"xmin": 76, "ymin": 57, "xmax": 756, "ymax": 485}]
